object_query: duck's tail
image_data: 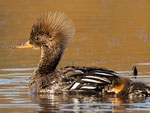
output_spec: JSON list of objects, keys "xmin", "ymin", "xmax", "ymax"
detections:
[{"xmin": 132, "ymin": 65, "xmax": 138, "ymax": 79}]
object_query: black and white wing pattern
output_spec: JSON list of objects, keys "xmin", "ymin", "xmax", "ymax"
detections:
[{"xmin": 58, "ymin": 66, "xmax": 119, "ymax": 92}]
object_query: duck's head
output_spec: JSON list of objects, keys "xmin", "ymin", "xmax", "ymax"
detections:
[{"xmin": 14, "ymin": 12, "xmax": 75, "ymax": 50}]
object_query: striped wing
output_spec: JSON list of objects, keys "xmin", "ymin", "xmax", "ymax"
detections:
[{"xmin": 59, "ymin": 66, "xmax": 118, "ymax": 91}]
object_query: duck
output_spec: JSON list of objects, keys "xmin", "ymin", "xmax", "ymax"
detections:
[{"xmin": 13, "ymin": 11, "xmax": 150, "ymax": 98}]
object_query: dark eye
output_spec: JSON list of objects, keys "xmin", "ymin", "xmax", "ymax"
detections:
[{"xmin": 35, "ymin": 36, "xmax": 39, "ymax": 40}]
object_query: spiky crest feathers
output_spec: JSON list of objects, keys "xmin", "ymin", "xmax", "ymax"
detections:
[{"xmin": 31, "ymin": 12, "xmax": 75, "ymax": 44}]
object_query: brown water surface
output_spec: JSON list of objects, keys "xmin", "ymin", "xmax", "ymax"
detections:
[{"xmin": 1, "ymin": 0, "xmax": 150, "ymax": 113}]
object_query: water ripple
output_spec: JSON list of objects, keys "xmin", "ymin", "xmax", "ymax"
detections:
[{"xmin": 0, "ymin": 68, "xmax": 36, "ymax": 72}]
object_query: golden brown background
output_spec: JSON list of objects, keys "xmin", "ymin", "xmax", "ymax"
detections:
[{"xmin": 1, "ymin": 0, "xmax": 150, "ymax": 72}]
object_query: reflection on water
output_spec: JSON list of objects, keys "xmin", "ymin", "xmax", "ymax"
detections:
[
  {"xmin": 30, "ymin": 92, "xmax": 150, "ymax": 113},
  {"xmin": 33, "ymin": 94, "xmax": 146, "ymax": 112},
  {"xmin": 1, "ymin": 0, "xmax": 150, "ymax": 113}
]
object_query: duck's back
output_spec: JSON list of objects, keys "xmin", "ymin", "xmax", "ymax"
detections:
[{"xmin": 38, "ymin": 66, "xmax": 119, "ymax": 94}]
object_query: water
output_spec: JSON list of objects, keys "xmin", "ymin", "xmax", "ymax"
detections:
[{"xmin": 1, "ymin": 0, "xmax": 150, "ymax": 113}]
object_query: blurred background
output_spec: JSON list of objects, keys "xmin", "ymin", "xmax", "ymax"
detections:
[
  {"xmin": 0, "ymin": 0, "xmax": 150, "ymax": 113},
  {"xmin": 0, "ymin": 0, "xmax": 150, "ymax": 71}
]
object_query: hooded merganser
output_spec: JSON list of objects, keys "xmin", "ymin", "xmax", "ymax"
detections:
[{"xmin": 13, "ymin": 12, "xmax": 150, "ymax": 98}]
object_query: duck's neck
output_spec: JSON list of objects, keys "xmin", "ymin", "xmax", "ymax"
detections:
[{"xmin": 37, "ymin": 45, "xmax": 64, "ymax": 75}]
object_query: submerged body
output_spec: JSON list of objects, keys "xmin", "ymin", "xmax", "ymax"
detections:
[{"xmin": 14, "ymin": 12, "xmax": 150, "ymax": 98}]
